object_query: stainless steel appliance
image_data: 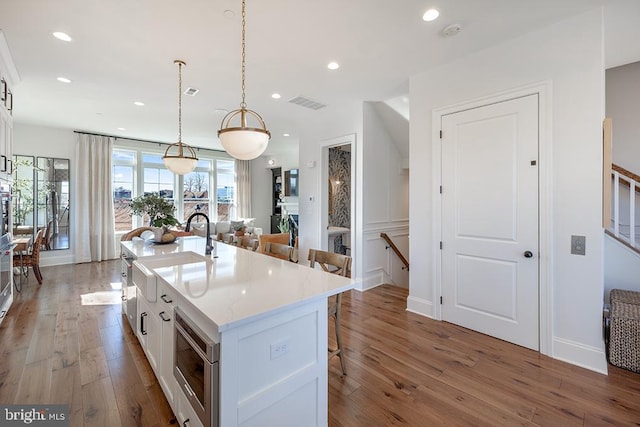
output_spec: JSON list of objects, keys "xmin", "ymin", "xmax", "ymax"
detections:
[
  {"xmin": 174, "ymin": 308, "xmax": 219, "ymax": 427},
  {"xmin": 0, "ymin": 182, "xmax": 11, "ymax": 237},
  {"xmin": 121, "ymin": 254, "xmax": 137, "ymax": 331},
  {"xmin": 0, "ymin": 233, "xmax": 13, "ymax": 319}
]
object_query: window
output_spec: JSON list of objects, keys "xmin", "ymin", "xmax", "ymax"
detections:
[
  {"xmin": 112, "ymin": 146, "xmax": 235, "ymax": 232},
  {"xmin": 113, "ymin": 150, "xmax": 136, "ymax": 232},
  {"xmin": 184, "ymin": 160, "xmax": 212, "ymax": 220},
  {"xmin": 216, "ymin": 159, "xmax": 235, "ymax": 221}
]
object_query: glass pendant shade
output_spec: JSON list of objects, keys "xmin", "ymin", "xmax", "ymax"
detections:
[
  {"xmin": 163, "ymin": 142, "xmax": 198, "ymax": 174},
  {"xmin": 218, "ymin": 107, "xmax": 271, "ymax": 160},
  {"xmin": 163, "ymin": 59, "xmax": 198, "ymax": 175},
  {"xmin": 218, "ymin": 0, "xmax": 270, "ymax": 161}
]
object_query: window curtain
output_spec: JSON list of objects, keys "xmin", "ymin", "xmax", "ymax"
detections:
[
  {"xmin": 74, "ymin": 133, "xmax": 117, "ymax": 262},
  {"xmin": 235, "ymin": 159, "xmax": 251, "ymax": 219}
]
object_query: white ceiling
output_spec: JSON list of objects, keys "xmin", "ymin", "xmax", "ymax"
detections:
[{"xmin": 1, "ymin": 0, "xmax": 638, "ymax": 156}]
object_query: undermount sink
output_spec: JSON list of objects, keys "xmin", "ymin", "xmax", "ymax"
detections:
[{"xmin": 133, "ymin": 251, "xmax": 209, "ymax": 301}]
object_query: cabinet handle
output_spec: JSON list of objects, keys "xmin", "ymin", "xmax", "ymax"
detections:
[
  {"xmin": 0, "ymin": 156, "xmax": 5, "ymax": 173},
  {"xmin": 121, "ymin": 272, "xmax": 127, "ymax": 277},
  {"xmin": 121, "ymin": 295, "xmax": 126, "ymax": 301},
  {"xmin": 159, "ymin": 311, "xmax": 171, "ymax": 322},
  {"xmin": 140, "ymin": 312, "xmax": 148, "ymax": 335},
  {"xmin": 160, "ymin": 294, "xmax": 173, "ymax": 304},
  {"xmin": 0, "ymin": 310, "xmax": 6, "ymax": 319},
  {"xmin": 7, "ymin": 159, "xmax": 11, "ymax": 174},
  {"xmin": 183, "ymin": 418, "xmax": 190, "ymax": 427}
]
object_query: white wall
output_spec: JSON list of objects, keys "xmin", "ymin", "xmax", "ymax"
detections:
[
  {"xmin": 362, "ymin": 102, "xmax": 409, "ymax": 288},
  {"xmin": 604, "ymin": 233, "xmax": 640, "ymax": 302},
  {"xmin": 606, "ymin": 61, "xmax": 640, "ymax": 174},
  {"xmin": 251, "ymin": 149, "xmax": 299, "ymax": 234},
  {"xmin": 297, "ymin": 103, "xmax": 363, "ymax": 278},
  {"xmin": 13, "ymin": 122, "xmax": 76, "ymax": 266},
  {"xmin": 410, "ymin": 9, "xmax": 607, "ymax": 372}
]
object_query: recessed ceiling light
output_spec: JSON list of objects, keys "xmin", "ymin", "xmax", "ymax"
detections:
[
  {"xmin": 57, "ymin": 77, "xmax": 71, "ymax": 83},
  {"xmin": 283, "ymin": 133, "xmax": 290, "ymax": 137},
  {"xmin": 271, "ymin": 93, "xmax": 281, "ymax": 99},
  {"xmin": 423, "ymin": 9, "xmax": 440, "ymax": 22},
  {"xmin": 223, "ymin": 9, "xmax": 235, "ymax": 18},
  {"xmin": 53, "ymin": 32, "xmax": 72, "ymax": 42},
  {"xmin": 133, "ymin": 101, "xmax": 145, "ymax": 106},
  {"xmin": 327, "ymin": 62, "xmax": 340, "ymax": 70},
  {"xmin": 117, "ymin": 127, "xmax": 126, "ymax": 131}
]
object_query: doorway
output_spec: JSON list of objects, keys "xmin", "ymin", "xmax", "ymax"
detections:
[
  {"xmin": 320, "ymin": 134, "xmax": 357, "ymax": 273},
  {"xmin": 440, "ymin": 94, "xmax": 540, "ymax": 350}
]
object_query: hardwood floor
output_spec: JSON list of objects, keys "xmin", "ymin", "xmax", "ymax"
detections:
[{"xmin": 1, "ymin": 261, "xmax": 639, "ymax": 426}]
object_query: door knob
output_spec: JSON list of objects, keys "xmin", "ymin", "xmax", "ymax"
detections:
[{"xmin": 524, "ymin": 251, "xmax": 533, "ymax": 258}]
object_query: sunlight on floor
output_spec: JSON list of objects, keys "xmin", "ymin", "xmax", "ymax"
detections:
[{"xmin": 81, "ymin": 289, "xmax": 121, "ymax": 306}]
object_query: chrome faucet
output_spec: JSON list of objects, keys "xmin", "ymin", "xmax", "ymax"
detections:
[{"xmin": 185, "ymin": 212, "xmax": 213, "ymax": 256}]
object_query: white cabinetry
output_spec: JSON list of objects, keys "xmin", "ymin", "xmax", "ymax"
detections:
[
  {"xmin": 136, "ymin": 289, "xmax": 160, "ymax": 372},
  {"xmin": 133, "ymin": 263, "xmax": 179, "ymax": 413},
  {"xmin": 176, "ymin": 388, "xmax": 204, "ymax": 427},
  {"xmin": 156, "ymin": 282, "xmax": 178, "ymax": 406},
  {"xmin": 0, "ymin": 108, "xmax": 12, "ymax": 180}
]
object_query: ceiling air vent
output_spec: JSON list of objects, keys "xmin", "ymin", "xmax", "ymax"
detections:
[
  {"xmin": 184, "ymin": 87, "xmax": 199, "ymax": 96},
  {"xmin": 288, "ymin": 95, "xmax": 326, "ymax": 110}
]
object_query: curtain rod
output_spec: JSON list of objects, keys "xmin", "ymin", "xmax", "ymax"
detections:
[{"xmin": 73, "ymin": 130, "xmax": 226, "ymax": 154}]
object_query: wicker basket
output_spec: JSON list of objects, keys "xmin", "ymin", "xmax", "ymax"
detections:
[
  {"xmin": 610, "ymin": 289, "xmax": 640, "ymax": 305},
  {"xmin": 609, "ymin": 299, "xmax": 640, "ymax": 373}
]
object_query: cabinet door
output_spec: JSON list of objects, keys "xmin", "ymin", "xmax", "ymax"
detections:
[
  {"xmin": 145, "ymin": 301, "xmax": 160, "ymax": 373},
  {"xmin": 158, "ymin": 305, "xmax": 176, "ymax": 406},
  {"xmin": 0, "ymin": 110, "xmax": 8, "ymax": 178},
  {"xmin": 176, "ymin": 390, "xmax": 204, "ymax": 427},
  {"xmin": 136, "ymin": 292, "xmax": 159, "ymax": 374}
]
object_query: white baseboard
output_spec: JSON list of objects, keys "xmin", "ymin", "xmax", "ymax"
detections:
[
  {"xmin": 40, "ymin": 254, "xmax": 75, "ymax": 267},
  {"xmin": 406, "ymin": 295, "xmax": 433, "ymax": 319},
  {"xmin": 359, "ymin": 269, "xmax": 384, "ymax": 291},
  {"xmin": 552, "ymin": 337, "xmax": 608, "ymax": 374}
]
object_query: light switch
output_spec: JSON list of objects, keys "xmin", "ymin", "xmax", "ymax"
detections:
[{"xmin": 571, "ymin": 235, "xmax": 586, "ymax": 255}]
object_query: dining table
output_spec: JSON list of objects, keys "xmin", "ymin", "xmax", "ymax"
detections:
[{"xmin": 12, "ymin": 226, "xmax": 35, "ymax": 236}]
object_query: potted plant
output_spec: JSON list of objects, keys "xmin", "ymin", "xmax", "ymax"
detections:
[
  {"xmin": 232, "ymin": 221, "xmax": 246, "ymax": 236},
  {"xmin": 129, "ymin": 193, "xmax": 179, "ymax": 227}
]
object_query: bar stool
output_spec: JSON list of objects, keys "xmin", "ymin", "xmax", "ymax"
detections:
[{"xmin": 308, "ymin": 249, "xmax": 351, "ymax": 375}]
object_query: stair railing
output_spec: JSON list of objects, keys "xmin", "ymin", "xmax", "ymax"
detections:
[
  {"xmin": 380, "ymin": 233, "xmax": 409, "ymax": 271},
  {"xmin": 611, "ymin": 163, "xmax": 640, "ymax": 248}
]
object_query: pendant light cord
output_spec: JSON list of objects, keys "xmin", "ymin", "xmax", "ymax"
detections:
[
  {"xmin": 178, "ymin": 61, "xmax": 183, "ymax": 143},
  {"xmin": 240, "ymin": 0, "xmax": 246, "ymax": 109}
]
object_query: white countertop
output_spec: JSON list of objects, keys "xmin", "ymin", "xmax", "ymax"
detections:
[{"xmin": 122, "ymin": 236, "xmax": 356, "ymax": 331}]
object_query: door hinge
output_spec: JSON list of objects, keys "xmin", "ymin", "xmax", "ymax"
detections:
[
  {"xmin": 439, "ymin": 241, "xmax": 443, "ymax": 250},
  {"xmin": 439, "ymin": 130, "xmax": 443, "ymax": 139},
  {"xmin": 439, "ymin": 185, "xmax": 442, "ymax": 194},
  {"xmin": 440, "ymin": 296, "xmax": 443, "ymax": 304}
]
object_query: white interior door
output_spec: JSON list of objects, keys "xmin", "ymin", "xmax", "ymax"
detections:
[{"xmin": 441, "ymin": 94, "xmax": 539, "ymax": 350}]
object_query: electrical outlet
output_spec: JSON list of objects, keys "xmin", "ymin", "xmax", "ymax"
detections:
[
  {"xmin": 571, "ymin": 235, "xmax": 586, "ymax": 255},
  {"xmin": 270, "ymin": 337, "xmax": 291, "ymax": 360}
]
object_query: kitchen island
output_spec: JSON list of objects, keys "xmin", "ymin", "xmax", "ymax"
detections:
[{"xmin": 121, "ymin": 236, "xmax": 355, "ymax": 427}]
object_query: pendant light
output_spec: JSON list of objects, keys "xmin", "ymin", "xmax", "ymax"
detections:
[
  {"xmin": 163, "ymin": 60, "xmax": 198, "ymax": 175},
  {"xmin": 218, "ymin": 0, "xmax": 270, "ymax": 160}
]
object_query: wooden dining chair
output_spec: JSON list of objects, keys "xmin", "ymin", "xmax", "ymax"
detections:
[
  {"xmin": 13, "ymin": 229, "xmax": 45, "ymax": 284},
  {"xmin": 264, "ymin": 242, "xmax": 294, "ymax": 261},
  {"xmin": 237, "ymin": 235, "xmax": 259, "ymax": 251},
  {"xmin": 257, "ymin": 233, "xmax": 290, "ymax": 254},
  {"xmin": 308, "ymin": 249, "xmax": 352, "ymax": 375}
]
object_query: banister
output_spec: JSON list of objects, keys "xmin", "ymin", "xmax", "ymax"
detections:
[
  {"xmin": 612, "ymin": 164, "xmax": 640, "ymax": 193},
  {"xmin": 380, "ymin": 233, "xmax": 409, "ymax": 271}
]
